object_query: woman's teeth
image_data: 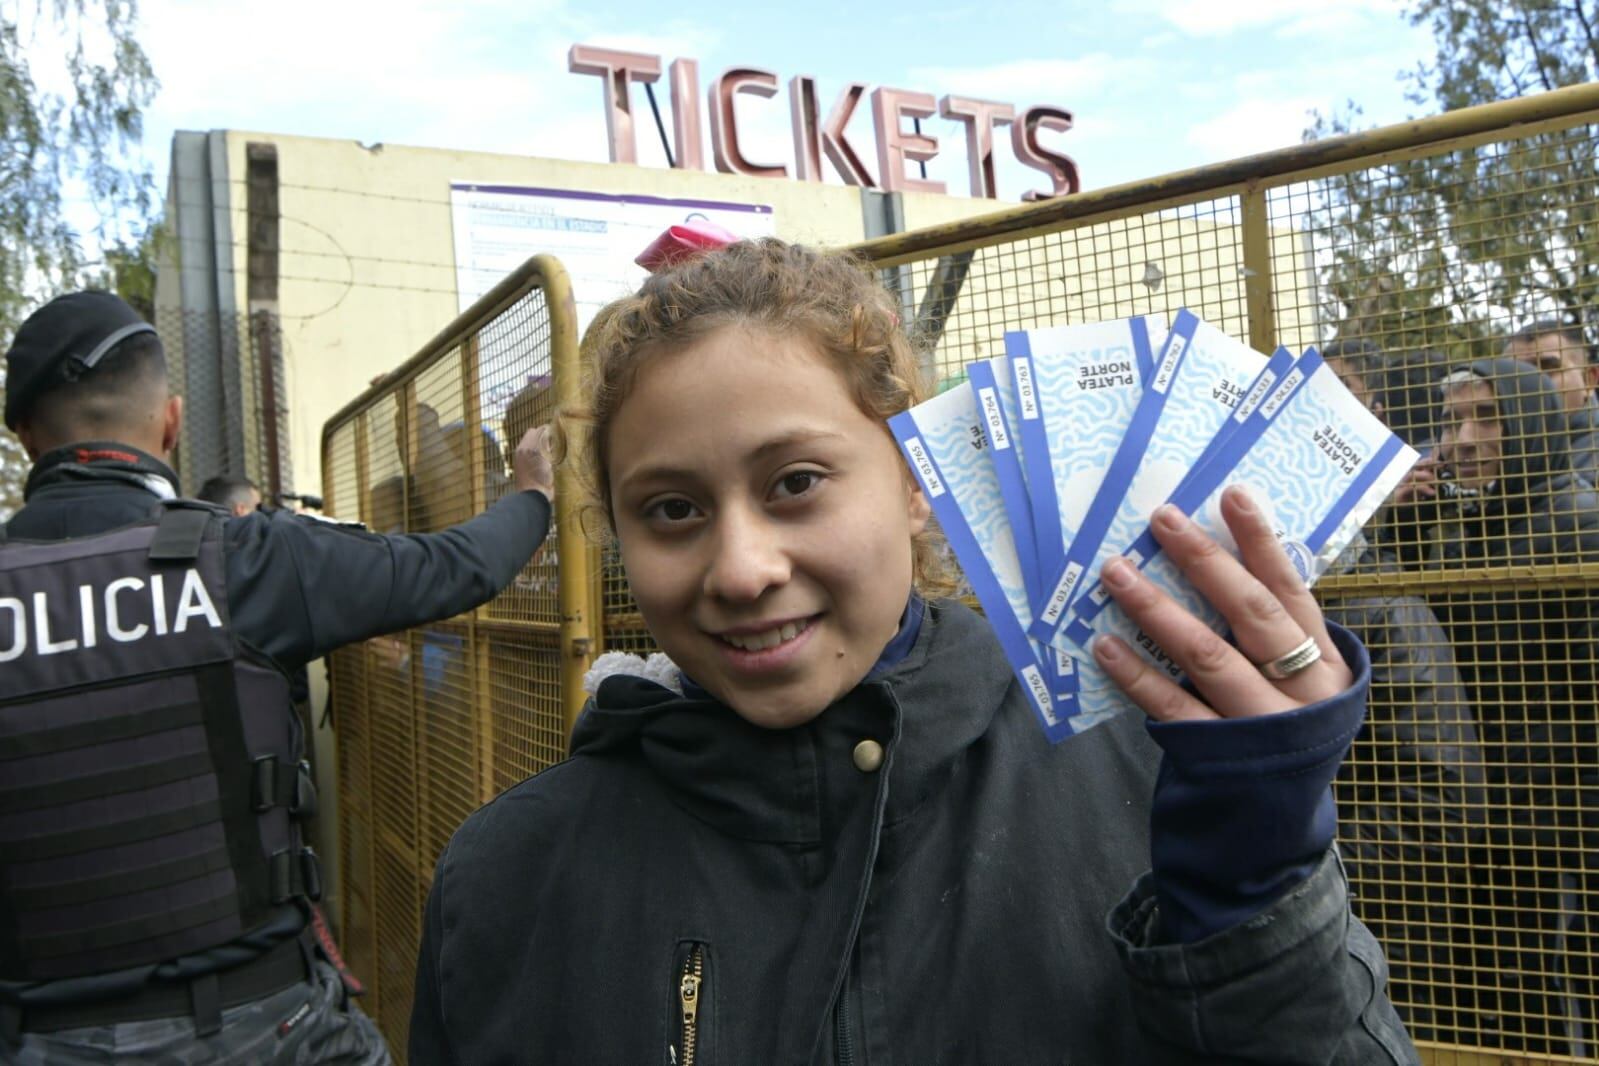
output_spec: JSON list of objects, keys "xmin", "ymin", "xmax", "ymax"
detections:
[{"xmin": 722, "ymin": 621, "xmax": 806, "ymax": 651}]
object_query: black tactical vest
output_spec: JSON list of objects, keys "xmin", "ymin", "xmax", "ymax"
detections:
[{"xmin": 0, "ymin": 503, "xmax": 319, "ymax": 981}]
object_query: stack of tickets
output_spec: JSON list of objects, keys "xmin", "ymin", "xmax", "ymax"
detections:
[{"xmin": 890, "ymin": 310, "xmax": 1419, "ymax": 742}]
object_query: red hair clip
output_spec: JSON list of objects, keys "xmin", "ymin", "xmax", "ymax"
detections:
[{"xmin": 636, "ymin": 219, "xmax": 740, "ymax": 273}]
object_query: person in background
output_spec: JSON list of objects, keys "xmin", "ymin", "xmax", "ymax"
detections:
[
  {"xmin": 197, "ymin": 474, "xmax": 262, "ymax": 517},
  {"xmin": 1319, "ymin": 339, "xmax": 1488, "ymax": 1043},
  {"xmin": 0, "ymin": 290, "xmax": 554, "ymax": 1064},
  {"xmin": 1393, "ymin": 358, "xmax": 1599, "ymax": 1055},
  {"xmin": 1504, "ymin": 320, "xmax": 1599, "ymax": 486},
  {"xmin": 409, "ymin": 238, "xmax": 1416, "ymax": 1063}
]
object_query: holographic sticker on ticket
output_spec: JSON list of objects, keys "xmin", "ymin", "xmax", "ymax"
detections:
[
  {"xmin": 1080, "ymin": 348, "xmax": 1420, "ymax": 680},
  {"xmin": 889, "ymin": 383, "xmax": 1076, "ymax": 742},
  {"xmin": 1006, "ymin": 316, "xmax": 1159, "ymax": 618},
  {"xmin": 1060, "ymin": 342, "xmax": 1298, "ymax": 649},
  {"xmin": 1030, "ymin": 311, "xmax": 1269, "ymax": 650}
]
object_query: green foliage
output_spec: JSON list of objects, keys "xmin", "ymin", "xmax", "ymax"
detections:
[
  {"xmin": 0, "ymin": 0, "xmax": 157, "ymax": 517},
  {"xmin": 1305, "ymin": 1, "xmax": 1599, "ymax": 364},
  {"xmin": 95, "ymin": 221, "xmax": 171, "ymax": 320},
  {"xmin": 1408, "ymin": 0, "xmax": 1598, "ymax": 109}
]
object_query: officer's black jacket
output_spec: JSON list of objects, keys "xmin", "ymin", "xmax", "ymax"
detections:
[{"xmin": 2, "ymin": 442, "xmax": 551, "ymax": 1008}]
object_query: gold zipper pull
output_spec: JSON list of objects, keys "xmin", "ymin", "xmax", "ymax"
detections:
[
  {"xmin": 679, "ymin": 946, "xmax": 703, "ymax": 1065},
  {"xmin": 680, "ymin": 968, "xmax": 701, "ymax": 1025}
]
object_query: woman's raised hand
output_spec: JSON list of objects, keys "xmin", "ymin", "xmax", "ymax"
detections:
[{"xmin": 1090, "ymin": 485, "xmax": 1351, "ymax": 722}]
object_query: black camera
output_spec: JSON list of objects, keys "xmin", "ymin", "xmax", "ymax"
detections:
[
  {"xmin": 1436, "ymin": 467, "xmax": 1466, "ymax": 500},
  {"xmin": 1435, "ymin": 466, "xmax": 1484, "ymax": 514}
]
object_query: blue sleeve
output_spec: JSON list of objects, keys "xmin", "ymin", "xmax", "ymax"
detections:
[
  {"xmin": 224, "ymin": 489, "xmax": 551, "ymax": 666},
  {"xmin": 1144, "ymin": 621, "xmax": 1370, "ymax": 943}
]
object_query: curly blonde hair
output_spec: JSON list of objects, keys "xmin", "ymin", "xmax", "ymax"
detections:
[{"xmin": 558, "ymin": 238, "xmax": 955, "ymax": 597}]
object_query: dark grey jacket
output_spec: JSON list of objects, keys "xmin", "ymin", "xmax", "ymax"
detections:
[
  {"xmin": 410, "ymin": 600, "xmax": 1414, "ymax": 1065},
  {"xmin": 1323, "ymin": 545, "xmax": 1486, "ymax": 1041},
  {"xmin": 1565, "ymin": 394, "xmax": 1599, "ymax": 489}
]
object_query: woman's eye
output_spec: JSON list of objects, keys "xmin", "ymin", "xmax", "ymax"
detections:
[
  {"xmin": 774, "ymin": 471, "xmax": 820, "ymax": 499},
  {"xmin": 648, "ymin": 498, "xmax": 699, "ymax": 523}
]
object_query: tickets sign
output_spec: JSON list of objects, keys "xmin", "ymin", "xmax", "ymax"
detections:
[{"xmin": 569, "ymin": 44, "xmax": 1079, "ymax": 201}]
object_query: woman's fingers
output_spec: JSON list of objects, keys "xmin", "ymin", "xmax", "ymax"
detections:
[
  {"xmin": 1093, "ymin": 486, "xmax": 1351, "ymax": 719},
  {"xmin": 1090, "ymin": 633, "xmax": 1217, "ymax": 723},
  {"xmin": 1213, "ymin": 487, "xmax": 1352, "ymax": 696},
  {"xmin": 1094, "ymin": 553, "xmax": 1298, "ymax": 717}
]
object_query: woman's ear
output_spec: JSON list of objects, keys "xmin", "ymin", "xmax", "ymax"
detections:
[{"xmin": 905, "ymin": 470, "xmax": 932, "ymax": 535}]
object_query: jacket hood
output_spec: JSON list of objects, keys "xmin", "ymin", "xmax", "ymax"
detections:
[
  {"xmin": 569, "ymin": 600, "xmax": 1017, "ymax": 842},
  {"xmin": 1568, "ymin": 394, "xmax": 1599, "ymax": 436},
  {"xmin": 1459, "ymin": 357, "xmax": 1573, "ymax": 505}
]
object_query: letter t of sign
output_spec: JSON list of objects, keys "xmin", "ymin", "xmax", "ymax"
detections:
[
  {"xmin": 568, "ymin": 45, "xmax": 663, "ymax": 165},
  {"xmin": 940, "ymin": 96, "xmax": 1015, "ymax": 199}
]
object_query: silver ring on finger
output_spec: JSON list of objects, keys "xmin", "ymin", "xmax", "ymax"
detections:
[{"xmin": 1256, "ymin": 636, "xmax": 1322, "ymax": 681}]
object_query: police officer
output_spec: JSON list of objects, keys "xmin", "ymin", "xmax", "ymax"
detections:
[{"xmin": 0, "ymin": 291, "xmax": 554, "ymax": 1063}]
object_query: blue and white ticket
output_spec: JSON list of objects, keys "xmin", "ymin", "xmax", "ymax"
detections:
[
  {"xmin": 1059, "ymin": 341, "xmax": 1298, "ymax": 648},
  {"xmin": 966, "ymin": 357, "xmax": 1041, "ymax": 607},
  {"xmin": 1029, "ymin": 311, "xmax": 1270, "ymax": 650},
  {"xmin": 1076, "ymin": 348, "xmax": 1420, "ymax": 679},
  {"xmin": 1006, "ymin": 316, "xmax": 1159, "ymax": 619},
  {"xmin": 889, "ymin": 383, "xmax": 1077, "ymax": 742}
]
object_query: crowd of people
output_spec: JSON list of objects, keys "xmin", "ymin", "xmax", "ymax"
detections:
[
  {"xmin": 1321, "ymin": 323, "xmax": 1599, "ymax": 1056},
  {"xmin": 4, "ymin": 242, "xmax": 1596, "ymax": 1064}
]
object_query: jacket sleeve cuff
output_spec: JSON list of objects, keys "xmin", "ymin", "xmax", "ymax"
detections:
[
  {"xmin": 1142, "ymin": 621, "xmax": 1371, "ymax": 943},
  {"xmin": 1109, "ymin": 849, "xmax": 1417, "ymax": 1063}
]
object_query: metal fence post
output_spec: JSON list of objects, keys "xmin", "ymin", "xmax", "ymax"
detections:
[
  {"xmin": 543, "ymin": 256, "xmax": 597, "ymax": 739},
  {"xmin": 1241, "ymin": 182, "xmax": 1276, "ymax": 357},
  {"xmin": 461, "ymin": 334, "xmax": 497, "ymax": 804}
]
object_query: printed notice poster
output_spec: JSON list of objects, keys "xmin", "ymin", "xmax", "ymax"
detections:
[{"xmin": 450, "ymin": 183, "xmax": 777, "ymax": 331}]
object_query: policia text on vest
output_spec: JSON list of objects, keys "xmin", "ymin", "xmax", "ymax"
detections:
[{"xmin": 1, "ymin": 554, "xmax": 221, "ymax": 661}]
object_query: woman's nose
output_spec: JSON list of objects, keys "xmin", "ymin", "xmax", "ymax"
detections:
[{"xmin": 703, "ymin": 509, "xmax": 790, "ymax": 602}]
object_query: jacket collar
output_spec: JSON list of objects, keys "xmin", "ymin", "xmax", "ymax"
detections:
[
  {"xmin": 25, "ymin": 441, "xmax": 180, "ymax": 502},
  {"xmin": 571, "ymin": 600, "xmax": 1014, "ymax": 843}
]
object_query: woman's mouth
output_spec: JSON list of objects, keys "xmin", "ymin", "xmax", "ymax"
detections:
[{"xmin": 718, "ymin": 617, "xmax": 815, "ymax": 652}]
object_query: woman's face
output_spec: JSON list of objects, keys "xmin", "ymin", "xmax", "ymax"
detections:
[{"xmin": 606, "ymin": 324, "xmax": 930, "ymax": 729}]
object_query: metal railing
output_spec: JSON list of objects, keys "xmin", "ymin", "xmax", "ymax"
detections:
[{"xmin": 319, "ymin": 255, "xmax": 593, "ymax": 1057}]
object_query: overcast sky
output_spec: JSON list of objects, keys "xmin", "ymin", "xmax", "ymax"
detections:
[{"xmin": 111, "ymin": 0, "xmax": 1434, "ymax": 207}]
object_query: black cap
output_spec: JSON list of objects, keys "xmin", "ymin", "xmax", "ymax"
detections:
[{"xmin": 4, "ymin": 291, "xmax": 159, "ymax": 430}]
